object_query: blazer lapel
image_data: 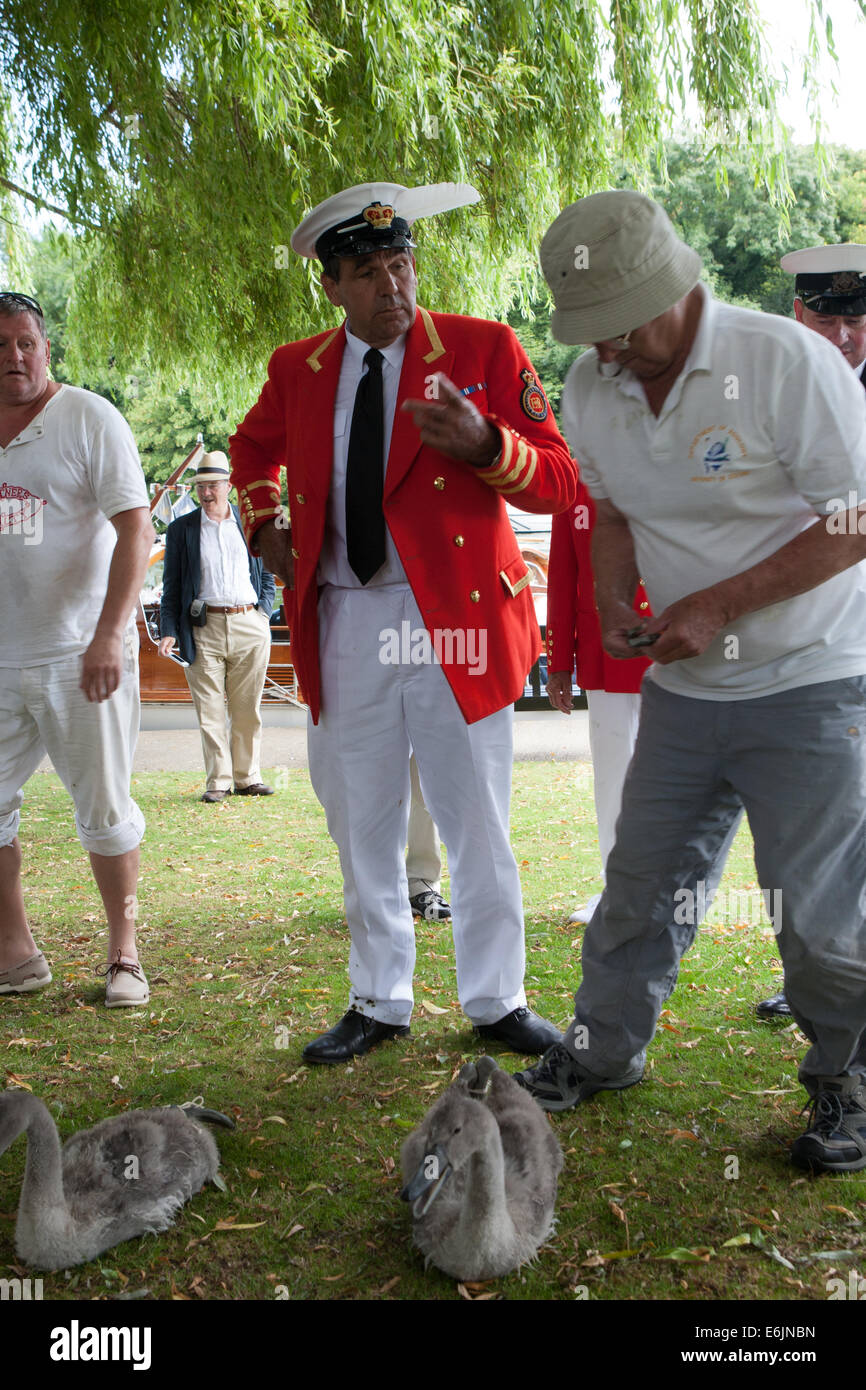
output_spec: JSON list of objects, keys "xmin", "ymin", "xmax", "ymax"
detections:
[
  {"xmin": 385, "ymin": 308, "xmax": 454, "ymax": 498},
  {"xmin": 297, "ymin": 324, "xmax": 345, "ymax": 507}
]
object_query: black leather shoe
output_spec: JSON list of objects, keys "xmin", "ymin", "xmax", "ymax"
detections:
[
  {"xmin": 756, "ymin": 990, "xmax": 790, "ymax": 1019},
  {"xmin": 302, "ymin": 1009, "xmax": 411, "ymax": 1065},
  {"xmin": 233, "ymin": 782, "xmax": 274, "ymax": 796},
  {"xmin": 201, "ymin": 789, "xmax": 230, "ymax": 802},
  {"xmin": 474, "ymin": 1006, "xmax": 563, "ymax": 1055}
]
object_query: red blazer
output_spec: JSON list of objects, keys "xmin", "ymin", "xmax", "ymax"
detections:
[
  {"xmin": 546, "ymin": 479, "xmax": 650, "ymax": 694},
  {"xmin": 229, "ymin": 307, "xmax": 578, "ymax": 724}
]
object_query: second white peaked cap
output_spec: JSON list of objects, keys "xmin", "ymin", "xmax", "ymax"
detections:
[
  {"xmin": 781, "ymin": 243, "xmax": 866, "ymax": 274},
  {"xmin": 290, "ymin": 181, "xmax": 481, "ymax": 260}
]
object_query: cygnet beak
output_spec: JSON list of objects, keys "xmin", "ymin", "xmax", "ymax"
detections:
[{"xmin": 400, "ymin": 1142, "xmax": 453, "ymax": 1215}]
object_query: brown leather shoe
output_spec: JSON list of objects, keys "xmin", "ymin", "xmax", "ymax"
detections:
[
  {"xmin": 201, "ymin": 789, "xmax": 231, "ymax": 802},
  {"xmin": 233, "ymin": 783, "xmax": 274, "ymax": 796}
]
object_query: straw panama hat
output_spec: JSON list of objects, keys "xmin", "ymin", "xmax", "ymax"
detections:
[
  {"xmin": 191, "ymin": 451, "xmax": 231, "ymax": 484},
  {"xmin": 540, "ymin": 190, "xmax": 703, "ymax": 345}
]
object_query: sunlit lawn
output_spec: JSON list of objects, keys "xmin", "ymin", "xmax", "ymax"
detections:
[{"xmin": 1, "ymin": 761, "xmax": 864, "ymax": 1301}]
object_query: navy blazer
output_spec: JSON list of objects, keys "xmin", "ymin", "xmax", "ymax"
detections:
[{"xmin": 160, "ymin": 504, "xmax": 276, "ymax": 665}]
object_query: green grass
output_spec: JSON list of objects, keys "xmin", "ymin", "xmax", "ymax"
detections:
[{"xmin": 1, "ymin": 761, "xmax": 864, "ymax": 1302}]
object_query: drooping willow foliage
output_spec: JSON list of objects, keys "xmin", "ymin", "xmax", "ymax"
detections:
[{"xmin": 0, "ymin": 0, "xmax": 838, "ymax": 409}]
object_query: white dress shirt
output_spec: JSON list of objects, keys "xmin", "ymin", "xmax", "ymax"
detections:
[
  {"xmin": 317, "ymin": 325, "xmax": 408, "ymax": 587},
  {"xmin": 198, "ymin": 509, "xmax": 258, "ymax": 606}
]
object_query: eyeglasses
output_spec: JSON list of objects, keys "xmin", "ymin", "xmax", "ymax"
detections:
[
  {"xmin": 597, "ymin": 327, "xmax": 634, "ymax": 352},
  {"xmin": 0, "ymin": 291, "xmax": 44, "ymax": 318}
]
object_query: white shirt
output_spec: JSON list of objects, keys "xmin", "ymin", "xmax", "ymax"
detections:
[
  {"xmin": 561, "ymin": 286, "xmax": 866, "ymax": 699},
  {"xmin": 0, "ymin": 385, "xmax": 149, "ymax": 666},
  {"xmin": 197, "ymin": 509, "xmax": 258, "ymax": 606},
  {"xmin": 317, "ymin": 325, "xmax": 408, "ymax": 587}
]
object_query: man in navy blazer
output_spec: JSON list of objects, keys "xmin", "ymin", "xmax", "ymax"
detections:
[{"xmin": 159, "ymin": 453, "xmax": 276, "ymax": 801}]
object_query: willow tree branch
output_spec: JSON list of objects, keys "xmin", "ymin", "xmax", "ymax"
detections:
[{"xmin": 0, "ymin": 175, "xmax": 102, "ymax": 231}]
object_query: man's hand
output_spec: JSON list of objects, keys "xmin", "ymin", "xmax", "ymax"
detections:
[
  {"xmin": 401, "ymin": 374, "xmax": 500, "ymax": 465},
  {"xmin": 546, "ymin": 670, "xmax": 574, "ymax": 714},
  {"xmin": 256, "ymin": 519, "xmax": 295, "ymax": 590},
  {"xmin": 599, "ymin": 599, "xmax": 654, "ymax": 659},
  {"xmin": 647, "ymin": 590, "xmax": 727, "ymax": 665},
  {"xmin": 158, "ymin": 636, "xmax": 176, "ymax": 657},
  {"xmin": 80, "ymin": 632, "xmax": 124, "ymax": 703}
]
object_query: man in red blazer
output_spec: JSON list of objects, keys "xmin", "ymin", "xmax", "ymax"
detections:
[
  {"xmin": 546, "ymin": 478, "xmax": 650, "ymax": 922},
  {"xmin": 229, "ymin": 182, "xmax": 578, "ymax": 1063}
]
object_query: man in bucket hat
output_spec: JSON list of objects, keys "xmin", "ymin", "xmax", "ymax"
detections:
[
  {"xmin": 159, "ymin": 452, "xmax": 276, "ymax": 801},
  {"xmin": 514, "ymin": 191, "xmax": 866, "ymax": 1174},
  {"xmin": 230, "ymin": 181, "xmax": 577, "ymax": 1063}
]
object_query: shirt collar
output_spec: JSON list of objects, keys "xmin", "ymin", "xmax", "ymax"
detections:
[
  {"xmin": 200, "ymin": 506, "xmax": 235, "ymax": 527},
  {"xmin": 344, "ymin": 324, "xmax": 407, "ymax": 372}
]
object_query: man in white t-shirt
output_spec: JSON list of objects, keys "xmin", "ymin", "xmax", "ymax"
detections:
[
  {"xmin": 0, "ymin": 292, "xmax": 154, "ymax": 1007},
  {"xmin": 514, "ymin": 194, "xmax": 866, "ymax": 1174}
]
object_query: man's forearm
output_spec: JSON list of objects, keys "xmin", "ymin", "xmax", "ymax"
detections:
[
  {"xmin": 591, "ymin": 515, "xmax": 639, "ymax": 613},
  {"xmin": 96, "ymin": 515, "xmax": 154, "ymax": 637},
  {"xmin": 709, "ymin": 508, "xmax": 866, "ymax": 625}
]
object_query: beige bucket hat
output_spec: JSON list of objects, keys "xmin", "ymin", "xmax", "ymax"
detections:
[{"xmin": 540, "ymin": 190, "xmax": 703, "ymax": 345}]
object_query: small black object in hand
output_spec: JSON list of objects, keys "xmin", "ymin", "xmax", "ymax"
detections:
[{"xmin": 627, "ymin": 627, "xmax": 659, "ymax": 648}]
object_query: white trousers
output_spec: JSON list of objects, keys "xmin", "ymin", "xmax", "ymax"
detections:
[
  {"xmin": 586, "ymin": 689, "xmax": 642, "ymax": 873},
  {"xmin": 307, "ymin": 584, "xmax": 527, "ymax": 1026},
  {"xmin": 406, "ymin": 753, "xmax": 442, "ymax": 895},
  {"xmin": 0, "ymin": 637, "xmax": 144, "ymax": 855}
]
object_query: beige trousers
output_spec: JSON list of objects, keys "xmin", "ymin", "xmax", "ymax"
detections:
[{"xmin": 184, "ymin": 607, "xmax": 271, "ymax": 790}]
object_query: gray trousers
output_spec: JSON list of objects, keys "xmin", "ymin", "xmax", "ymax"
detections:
[{"xmin": 564, "ymin": 675, "xmax": 866, "ymax": 1091}]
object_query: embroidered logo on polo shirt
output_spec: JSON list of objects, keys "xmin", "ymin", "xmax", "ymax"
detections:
[{"xmin": 688, "ymin": 426, "xmax": 748, "ymax": 482}]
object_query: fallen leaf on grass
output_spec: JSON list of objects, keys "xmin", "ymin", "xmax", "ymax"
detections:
[
  {"xmin": 721, "ymin": 1233, "xmax": 752, "ymax": 1248},
  {"xmin": 824, "ymin": 1205, "xmax": 860, "ymax": 1223},
  {"xmin": 749, "ymin": 1228, "xmax": 795, "ymax": 1270},
  {"xmin": 213, "ymin": 1220, "xmax": 266, "ymax": 1232},
  {"xmin": 375, "ymin": 1276, "xmax": 400, "ymax": 1295},
  {"xmin": 263, "ymin": 1115, "xmax": 287, "ymax": 1125},
  {"xmin": 655, "ymin": 1246, "xmax": 715, "ymax": 1263},
  {"xmin": 3, "ymin": 1074, "xmax": 32, "ymax": 1091},
  {"xmin": 664, "ymin": 1129, "xmax": 700, "ymax": 1143},
  {"xmin": 457, "ymin": 1281, "xmax": 500, "ymax": 1300},
  {"xmin": 285, "ymin": 1224, "xmax": 304, "ymax": 1239},
  {"xmin": 419, "ymin": 1000, "xmax": 449, "ymax": 1016}
]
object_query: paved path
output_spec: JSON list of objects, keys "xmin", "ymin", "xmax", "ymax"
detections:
[{"xmin": 37, "ymin": 709, "xmax": 592, "ymax": 775}]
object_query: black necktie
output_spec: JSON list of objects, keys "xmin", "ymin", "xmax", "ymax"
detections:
[{"xmin": 346, "ymin": 347, "xmax": 385, "ymax": 584}]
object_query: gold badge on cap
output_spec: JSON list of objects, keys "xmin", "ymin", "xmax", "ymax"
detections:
[
  {"xmin": 362, "ymin": 202, "xmax": 396, "ymax": 229},
  {"xmin": 830, "ymin": 271, "xmax": 865, "ymax": 295}
]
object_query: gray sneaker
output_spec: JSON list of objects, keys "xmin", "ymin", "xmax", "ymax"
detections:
[
  {"xmin": 791, "ymin": 1076, "xmax": 866, "ymax": 1173},
  {"xmin": 513, "ymin": 1041, "xmax": 644, "ymax": 1112}
]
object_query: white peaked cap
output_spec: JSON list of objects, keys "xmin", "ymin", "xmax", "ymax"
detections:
[
  {"xmin": 781, "ymin": 243, "xmax": 866, "ymax": 274},
  {"xmin": 290, "ymin": 181, "xmax": 481, "ymax": 259}
]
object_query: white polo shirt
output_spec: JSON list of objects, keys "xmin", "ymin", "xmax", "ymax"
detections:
[
  {"xmin": 0, "ymin": 385, "xmax": 149, "ymax": 667},
  {"xmin": 561, "ymin": 287, "xmax": 866, "ymax": 699}
]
